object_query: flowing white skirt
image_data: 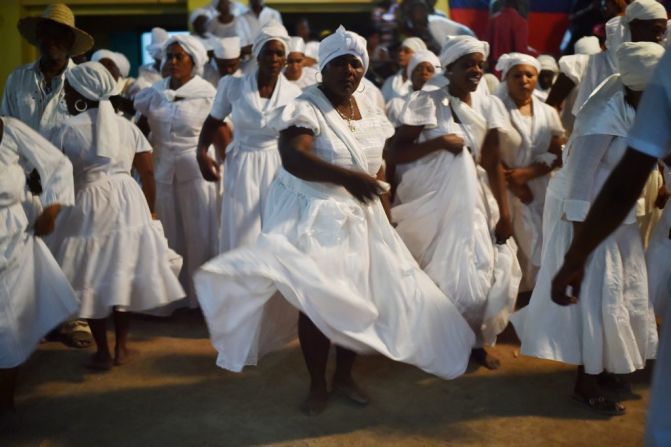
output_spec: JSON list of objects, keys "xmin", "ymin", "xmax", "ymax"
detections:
[
  {"xmin": 196, "ymin": 168, "xmax": 476, "ymax": 379},
  {"xmin": 511, "ymin": 183, "xmax": 658, "ymax": 375},
  {"xmin": 219, "ymin": 145, "xmax": 281, "ymax": 253},
  {"xmin": 48, "ymin": 174, "xmax": 185, "ymax": 319},
  {"xmin": 1, "ymin": 203, "xmax": 78, "ymax": 367},
  {"xmin": 392, "ymin": 150, "xmax": 522, "ymax": 346},
  {"xmin": 646, "ymin": 199, "xmax": 671, "ymax": 317}
]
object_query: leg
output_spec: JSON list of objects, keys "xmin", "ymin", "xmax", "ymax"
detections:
[
  {"xmin": 333, "ymin": 347, "xmax": 369, "ymax": 405},
  {"xmin": 113, "ymin": 310, "xmax": 137, "ymax": 366},
  {"xmin": 573, "ymin": 366, "xmax": 625, "ymax": 415},
  {"xmin": 86, "ymin": 318, "xmax": 112, "ymax": 371},
  {"xmin": 298, "ymin": 312, "xmax": 330, "ymax": 415},
  {"xmin": 471, "ymin": 347, "xmax": 501, "ymax": 370}
]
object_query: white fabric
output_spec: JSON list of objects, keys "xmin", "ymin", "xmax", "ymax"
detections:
[
  {"xmin": 616, "ymin": 41, "xmax": 665, "ymax": 91},
  {"xmin": 406, "ymin": 49, "xmax": 441, "ymax": 79},
  {"xmin": 385, "ymin": 94, "xmax": 409, "ymax": 127},
  {"xmin": 287, "ymin": 36, "xmax": 305, "ymax": 54},
  {"xmin": 0, "ymin": 59, "xmax": 76, "ymax": 135},
  {"xmin": 46, "ymin": 110, "xmax": 185, "ymax": 318},
  {"xmin": 147, "ymin": 27, "xmax": 169, "ymax": 60},
  {"xmin": 440, "ymin": 35, "xmax": 489, "ymax": 68},
  {"xmin": 195, "ymin": 85, "xmax": 475, "ymax": 378},
  {"xmin": 574, "ymin": 36, "xmax": 601, "ymax": 55},
  {"xmin": 66, "ymin": 62, "xmax": 120, "ymax": 160},
  {"xmin": 190, "ymin": 7, "xmax": 215, "ymax": 25},
  {"xmin": 213, "ymin": 36, "xmax": 241, "ymax": 59},
  {"xmin": 381, "ymin": 71, "xmax": 412, "ymax": 103},
  {"xmin": 483, "ymin": 73, "xmax": 500, "ymax": 94},
  {"xmin": 128, "ymin": 63, "xmax": 163, "ymax": 100},
  {"xmin": 646, "ymin": 195, "xmax": 671, "ymax": 316},
  {"xmin": 624, "ymin": 0, "xmax": 668, "ymax": 26},
  {"xmin": 252, "ymin": 22, "xmax": 290, "ymax": 59},
  {"xmin": 287, "ymin": 65, "xmax": 319, "ymax": 90},
  {"xmin": 362, "ymin": 77, "xmax": 386, "ymax": 112},
  {"xmin": 239, "ymin": 5, "xmax": 283, "ymax": 41},
  {"xmin": 210, "ymin": 71, "xmax": 301, "ymax": 253},
  {"xmin": 495, "ymin": 52, "xmax": 541, "ymax": 80},
  {"xmin": 572, "ymin": 51, "xmax": 618, "ymax": 116},
  {"xmin": 392, "ymin": 86, "xmax": 522, "ymax": 346},
  {"xmin": 163, "ymin": 35, "xmax": 209, "ymax": 76},
  {"xmin": 538, "ymin": 54, "xmax": 559, "ymax": 73},
  {"xmin": 558, "ymin": 54, "xmax": 590, "ymax": 84},
  {"xmin": 318, "ymin": 25, "xmax": 369, "ymax": 73},
  {"xmin": 91, "ymin": 49, "xmax": 131, "ymax": 78},
  {"xmin": 428, "ymin": 14, "xmax": 475, "ymax": 44},
  {"xmin": 134, "ymin": 76, "xmax": 218, "ymax": 303},
  {"xmin": 206, "ymin": 15, "xmax": 253, "ymax": 47},
  {"xmin": 304, "ymin": 41, "xmax": 320, "ymax": 62},
  {"xmin": 401, "ymin": 37, "xmax": 427, "ymax": 52},
  {"xmin": 0, "ymin": 116, "xmax": 78, "ymax": 368}
]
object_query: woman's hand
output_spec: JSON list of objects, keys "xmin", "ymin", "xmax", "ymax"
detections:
[
  {"xmin": 34, "ymin": 204, "xmax": 61, "ymax": 236},
  {"xmin": 504, "ymin": 167, "xmax": 533, "ymax": 188},
  {"xmin": 343, "ymin": 171, "xmax": 386, "ymax": 203},
  {"xmin": 494, "ymin": 216, "xmax": 514, "ymax": 244},
  {"xmin": 509, "ymin": 182, "xmax": 534, "ymax": 204},
  {"xmin": 197, "ymin": 150, "xmax": 221, "ymax": 182},
  {"xmin": 439, "ymin": 134, "xmax": 465, "ymax": 154}
]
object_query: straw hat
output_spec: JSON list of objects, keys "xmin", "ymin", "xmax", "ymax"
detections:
[{"xmin": 18, "ymin": 3, "xmax": 94, "ymax": 57}]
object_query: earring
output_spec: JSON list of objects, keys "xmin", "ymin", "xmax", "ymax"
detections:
[
  {"xmin": 74, "ymin": 99, "xmax": 88, "ymax": 113},
  {"xmin": 356, "ymin": 81, "xmax": 366, "ymax": 93}
]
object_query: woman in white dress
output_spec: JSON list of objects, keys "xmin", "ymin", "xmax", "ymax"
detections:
[
  {"xmin": 47, "ymin": 62, "xmax": 185, "ymax": 370},
  {"xmin": 196, "ymin": 23, "xmax": 302, "ymax": 252},
  {"xmin": 0, "ymin": 116, "xmax": 78, "ymax": 419},
  {"xmin": 388, "ymin": 35, "xmax": 521, "ymax": 369},
  {"xmin": 495, "ymin": 53, "xmax": 565, "ymax": 292},
  {"xmin": 195, "ymin": 26, "xmax": 475, "ymax": 416},
  {"xmin": 134, "ymin": 35, "xmax": 218, "ymax": 305},
  {"xmin": 511, "ymin": 42, "xmax": 663, "ymax": 415}
]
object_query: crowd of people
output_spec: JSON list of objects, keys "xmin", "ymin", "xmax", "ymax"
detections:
[{"xmin": 1, "ymin": 0, "xmax": 670, "ymax": 444}]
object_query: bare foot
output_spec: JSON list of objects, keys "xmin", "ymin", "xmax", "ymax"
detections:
[
  {"xmin": 332, "ymin": 376, "xmax": 369, "ymax": 406},
  {"xmin": 114, "ymin": 346, "xmax": 139, "ymax": 366},
  {"xmin": 471, "ymin": 348, "xmax": 501, "ymax": 370},
  {"xmin": 301, "ymin": 382, "xmax": 329, "ymax": 416},
  {"xmin": 86, "ymin": 352, "xmax": 113, "ymax": 371}
]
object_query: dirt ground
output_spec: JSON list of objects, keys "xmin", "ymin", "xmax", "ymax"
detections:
[{"xmin": 2, "ymin": 311, "xmax": 652, "ymax": 447}]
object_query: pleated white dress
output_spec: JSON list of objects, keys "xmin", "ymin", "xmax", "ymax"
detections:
[
  {"xmin": 195, "ymin": 86, "xmax": 476, "ymax": 378},
  {"xmin": 0, "ymin": 117, "xmax": 79, "ymax": 368},
  {"xmin": 646, "ymin": 170, "xmax": 671, "ymax": 317},
  {"xmin": 391, "ymin": 86, "xmax": 522, "ymax": 346},
  {"xmin": 134, "ymin": 76, "xmax": 219, "ymax": 305},
  {"xmin": 46, "ymin": 110, "xmax": 185, "ymax": 319},
  {"xmin": 211, "ymin": 72, "xmax": 301, "ymax": 253},
  {"xmin": 511, "ymin": 78, "xmax": 658, "ymax": 374}
]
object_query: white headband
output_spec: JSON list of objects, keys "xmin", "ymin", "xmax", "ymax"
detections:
[
  {"xmin": 214, "ymin": 36, "xmax": 241, "ymax": 59},
  {"xmin": 440, "ymin": 35, "xmax": 489, "ymax": 68},
  {"xmin": 288, "ymin": 36, "xmax": 306, "ymax": 54},
  {"xmin": 407, "ymin": 49, "xmax": 441, "ymax": 78},
  {"xmin": 318, "ymin": 25, "xmax": 369, "ymax": 73},
  {"xmin": 617, "ymin": 41, "xmax": 665, "ymax": 90},
  {"xmin": 495, "ymin": 52, "xmax": 541, "ymax": 79}
]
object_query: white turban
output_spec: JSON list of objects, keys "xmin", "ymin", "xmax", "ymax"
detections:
[
  {"xmin": 401, "ymin": 37, "xmax": 427, "ymax": 53},
  {"xmin": 318, "ymin": 25, "xmax": 369, "ymax": 73},
  {"xmin": 624, "ymin": 0, "xmax": 667, "ymax": 25},
  {"xmin": 189, "ymin": 8, "xmax": 214, "ymax": 25},
  {"xmin": 439, "ymin": 35, "xmax": 489, "ymax": 68},
  {"xmin": 163, "ymin": 35, "xmax": 209, "ymax": 76},
  {"xmin": 252, "ymin": 22, "xmax": 290, "ymax": 59},
  {"xmin": 616, "ymin": 41, "xmax": 665, "ymax": 90},
  {"xmin": 495, "ymin": 52, "xmax": 541, "ymax": 79},
  {"xmin": 91, "ymin": 49, "xmax": 130, "ymax": 78},
  {"xmin": 574, "ymin": 36, "xmax": 601, "ymax": 55},
  {"xmin": 66, "ymin": 61, "xmax": 120, "ymax": 159},
  {"xmin": 305, "ymin": 41, "xmax": 320, "ymax": 61},
  {"xmin": 538, "ymin": 54, "xmax": 559, "ymax": 73},
  {"xmin": 288, "ymin": 36, "xmax": 306, "ymax": 54},
  {"xmin": 406, "ymin": 49, "xmax": 441, "ymax": 78},
  {"xmin": 147, "ymin": 27, "xmax": 169, "ymax": 60},
  {"xmin": 214, "ymin": 36, "xmax": 241, "ymax": 59}
]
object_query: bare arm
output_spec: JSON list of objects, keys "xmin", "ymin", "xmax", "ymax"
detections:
[
  {"xmin": 385, "ymin": 124, "xmax": 464, "ymax": 165},
  {"xmin": 546, "ymin": 73, "xmax": 576, "ymax": 110},
  {"xmin": 133, "ymin": 151, "xmax": 156, "ymax": 214},
  {"xmin": 196, "ymin": 115, "xmax": 226, "ymax": 182},
  {"xmin": 480, "ymin": 129, "xmax": 513, "ymax": 242}
]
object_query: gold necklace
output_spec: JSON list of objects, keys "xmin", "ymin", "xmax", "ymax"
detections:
[{"xmin": 335, "ymin": 97, "xmax": 356, "ymax": 132}]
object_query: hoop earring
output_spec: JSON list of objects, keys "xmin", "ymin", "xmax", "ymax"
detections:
[
  {"xmin": 356, "ymin": 82, "xmax": 366, "ymax": 93},
  {"xmin": 74, "ymin": 99, "xmax": 88, "ymax": 113}
]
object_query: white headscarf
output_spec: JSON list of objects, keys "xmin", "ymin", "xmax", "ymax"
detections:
[
  {"xmin": 406, "ymin": 49, "xmax": 441, "ymax": 78},
  {"xmin": 318, "ymin": 25, "xmax": 369, "ymax": 73},
  {"xmin": 214, "ymin": 36, "xmax": 241, "ymax": 59},
  {"xmin": 288, "ymin": 36, "xmax": 306, "ymax": 54},
  {"xmin": 439, "ymin": 35, "xmax": 489, "ymax": 68},
  {"xmin": 495, "ymin": 52, "xmax": 541, "ymax": 79},
  {"xmin": 624, "ymin": 0, "xmax": 668, "ymax": 27},
  {"xmin": 616, "ymin": 41, "xmax": 665, "ymax": 90},
  {"xmin": 91, "ymin": 49, "xmax": 130, "ymax": 78},
  {"xmin": 401, "ymin": 37, "xmax": 427, "ymax": 53},
  {"xmin": 189, "ymin": 7, "xmax": 214, "ymax": 25},
  {"xmin": 252, "ymin": 22, "xmax": 290, "ymax": 59},
  {"xmin": 574, "ymin": 36, "xmax": 601, "ymax": 55},
  {"xmin": 305, "ymin": 41, "xmax": 320, "ymax": 61},
  {"xmin": 147, "ymin": 27, "xmax": 169, "ymax": 60},
  {"xmin": 162, "ymin": 35, "xmax": 209, "ymax": 76},
  {"xmin": 65, "ymin": 61, "xmax": 120, "ymax": 159},
  {"xmin": 538, "ymin": 54, "xmax": 559, "ymax": 73}
]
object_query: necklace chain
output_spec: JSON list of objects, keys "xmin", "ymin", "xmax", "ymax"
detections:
[{"xmin": 335, "ymin": 97, "xmax": 356, "ymax": 132}]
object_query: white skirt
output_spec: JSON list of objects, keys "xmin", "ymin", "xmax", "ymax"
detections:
[
  {"xmin": 219, "ymin": 145, "xmax": 281, "ymax": 253},
  {"xmin": 196, "ymin": 168, "xmax": 476, "ymax": 379},
  {"xmin": 48, "ymin": 174, "xmax": 185, "ymax": 319},
  {"xmin": 511, "ymin": 185, "xmax": 658, "ymax": 375},
  {"xmin": 392, "ymin": 150, "xmax": 522, "ymax": 346},
  {"xmin": 646, "ymin": 199, "xmax": 671, "ymax": 317},
  {"xmin": 1, "ymin": 228, "xmax": 78, "ymax": 368}
]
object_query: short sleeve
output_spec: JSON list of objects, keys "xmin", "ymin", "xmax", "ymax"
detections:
[
  {"xmin": 543, "ymin": 103, "xmax": 565, "ymax": 137},
  {"xmin": 627, "ymin": 52, "xmax": 671, "ymax": 159},
  {"xmin": 210, "ymin": 76, "xmax": 237, "ymax": 121},
  {"xmin": 126, "ymin": 119, "xmax": 153, "ymax": 154},
  {"xmin": 398, "ymin": 90, "xmax": 438, "ymax": 128},
  {"xmin": 558, "ymin": 54, "xmax": 588, "ymax": 85},
  {"xmin": 482, "ymin": 95, "xmax": 509, "ymax": 131},
  {"xmin": 267, "ymin": 98, "xmax": 320, "ymax": 135}
]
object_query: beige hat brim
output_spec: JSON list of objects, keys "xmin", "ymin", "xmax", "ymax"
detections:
[{"xmin": 18, "ymin": 17, "xmax": 94, "ymax": 57}]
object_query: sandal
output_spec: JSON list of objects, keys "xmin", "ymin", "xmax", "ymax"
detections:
[
  {"xmin": 572, "ymin": 393, "xmax": 626, "ymax": 416},
  {"xmin": 60, "ymin": 320, "xmax": 93, "ymax": 349}
]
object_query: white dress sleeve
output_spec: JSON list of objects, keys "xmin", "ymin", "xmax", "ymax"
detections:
[
  {"xmin": 398, "ymin": 91, "xmax": 438, "ymax": 128},
  {"xmin": 267, "ymin": 99, "xmax": 321, "ymax": 135},
  {"xmin": 126, "ymin": 119, "xmax": 153, "ymax": 154},
  {"xmin": 483, "ymin": 95, "xmax": 510, "ymax": 131},
  {"xmin": 210, "ymin": 76, "xmax": 236, "ymax": 121}
]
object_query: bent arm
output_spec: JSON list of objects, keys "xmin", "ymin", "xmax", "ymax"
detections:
[
  {"xmin": 386, "ymin": 124, "xmax": 463, "ymax": 164},
  {"xmin": 133, "ymin": 151, "xmax": 156, "ymax": 213}
]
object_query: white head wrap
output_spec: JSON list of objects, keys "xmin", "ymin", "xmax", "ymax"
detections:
[
  {"xmin": 574, "ymin": 36, "xmax": 601, "ymax": 55},
  {"xmin": 214, "ymin": 36, "xmax": 241, "ymax": 59},
  {"xmin": 616, "ymin": 41, "xmax": 665, "ymax": 90},
  {"xmin": 538, "ymin": 54, "xmax": 559, "ymax": 73},
  {"xmin": 401, "ymin": 37, "xmax": 427, "ymax": 53},
  {"xmin": 305, "ymin": 41, "xmax": 320, "ymax": 61},
  {"xmin": 318, "ymin": 25, "xmax": 369, "ymax": 73},
  {"xmin": 624, "ymin": 0, "xmax": 667, "ymax": 26},
  {"xmin": 495, "ymin": 52, "xmax": 541, "ymax": 79},
  {"xmin": 189, "ymin": 7, "xmax": 214, "ymax": 25},
  {"xmin": 252, "ymin": 22, "xmax": 290, "ymax": 59},
  {"xmin": 147, "ymin": 27, "xmax": 169, "ymax": 60},
  {"xmin": 288, "ymin": 36, "xmax": 306, "ymax": 54},
  {"xmin": 406, "ymin": 49, "xmax": 441, "ymax": 78},
  {"xmin": 65, "ymin": 61, "xmax": 120, "ymax": 159},
  {"xmin": 439, "ymin": 35, "xmax": 489, "ymax": 68},
  {"xmin": 163, "ymin": 35, "xmax": 209, "ymax": 76},
  {"xmin": 91, "ymin": 49, "xmax": 130, "ymax": 78}
]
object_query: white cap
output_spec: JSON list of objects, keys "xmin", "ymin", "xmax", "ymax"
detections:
[
  {"xmin": 537, "ymin": 54, "xmax": 559, "ymax": 73},
  {"xmin": 214, "ymin": 36, "xmax": 241, "ymax": 59},
  {"xmin": 288, "ymin": 36, "xmax": 306, "ymax": 54},
  {"xmin": 147, "ymin": 27, "xmax": 169, "ymax": 59},
  {"xmin": 304, "ymin": 41, "xmax": 320, "ymax": 61}
]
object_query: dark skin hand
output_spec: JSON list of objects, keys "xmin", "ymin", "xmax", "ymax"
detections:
[{"xmin": 34, "ymin": 204, "xmax": 62, "ymax": 236}]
